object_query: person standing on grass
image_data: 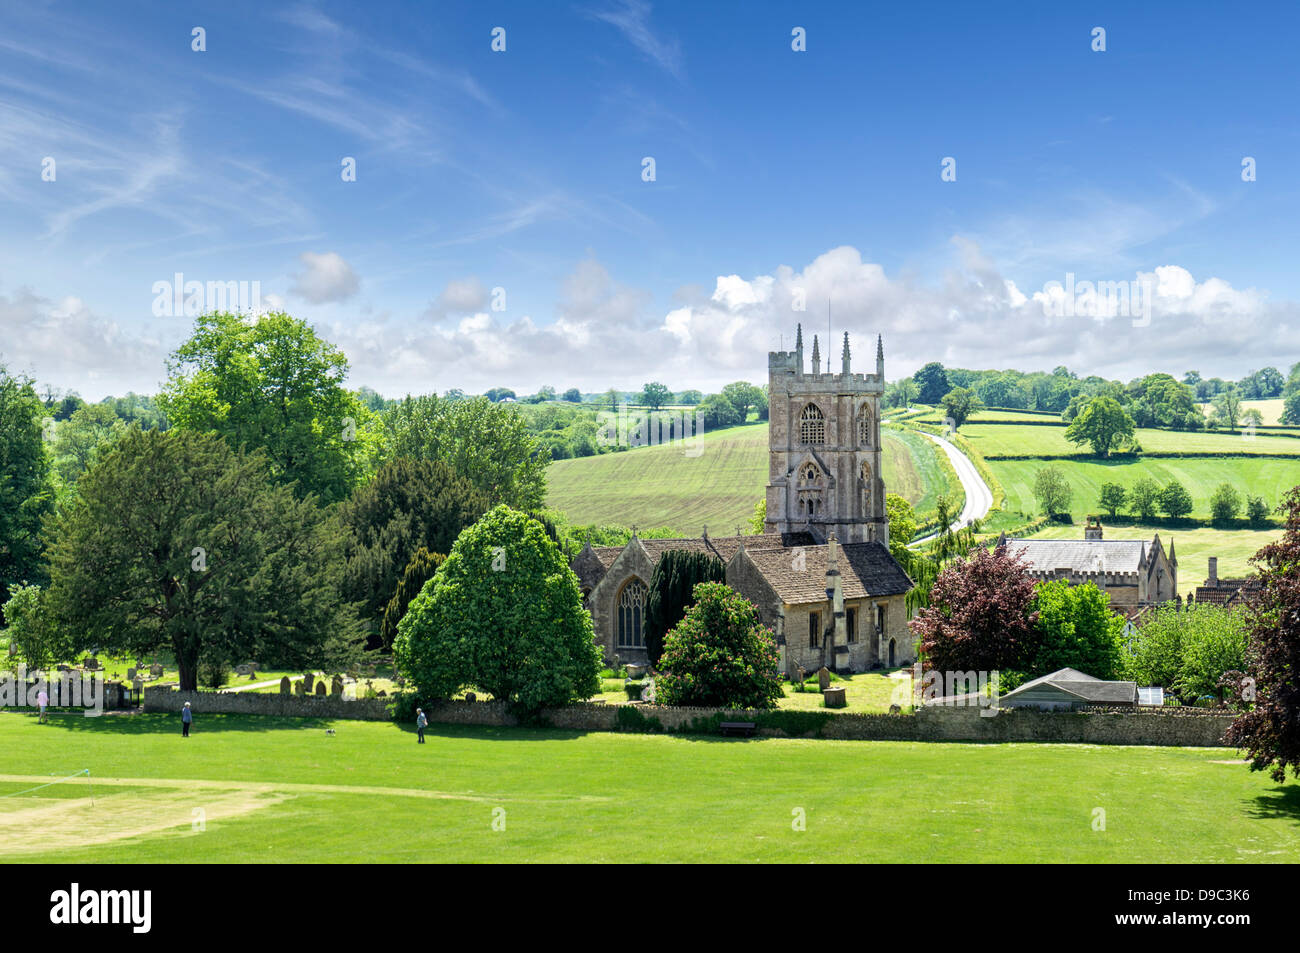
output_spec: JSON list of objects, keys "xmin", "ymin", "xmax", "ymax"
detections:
[
  {"xmin": 36, "ymin": 688, "xmax": 48, "ymax": 724},
  {"xmin": 182, "ymin": 701, "xmax": 193, "ymax": 737},
  {"xmin": 416, "ymin": 708, "xmax": 427, "ymax": 744}
]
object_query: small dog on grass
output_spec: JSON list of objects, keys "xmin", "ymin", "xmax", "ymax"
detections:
[{"xmin": 325, "ymin": 728, "xmax": 336, "ymax": 736}]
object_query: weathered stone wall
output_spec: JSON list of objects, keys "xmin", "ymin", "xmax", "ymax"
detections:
[
  {"xmin": 144, "ymin": 688, "xmax": 392, "ymax": 720},
  {"xmin": 141, "ymin": 690, "xmax": 1237, "ymax": 746}
]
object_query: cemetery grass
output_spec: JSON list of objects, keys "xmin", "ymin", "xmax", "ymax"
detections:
[
  {"xmin": 1, "ymin": 713, "xmax": 1297, "ymax": 863},
  {"xmin": 545, "ymin": 422, "xmax": 959, "ymax": 532}
]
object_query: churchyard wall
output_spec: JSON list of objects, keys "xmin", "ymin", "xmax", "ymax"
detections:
[{"xmin": 143, "ymin": 688, "xmax": 1237, "ymax": 746}]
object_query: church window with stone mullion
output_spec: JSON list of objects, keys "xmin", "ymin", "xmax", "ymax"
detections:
[
  {"xmin": 799, "ymin": 403, "xmax": 825, "ymax": 444},
  {"xmin": 617, "ymin": 579, "xmax": 647, "ymax": 649}
]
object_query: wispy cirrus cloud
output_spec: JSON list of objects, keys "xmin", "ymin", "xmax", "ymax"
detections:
[{"xmin": 587, "ymin": 1, "xmax": 684, "ymax": 81}]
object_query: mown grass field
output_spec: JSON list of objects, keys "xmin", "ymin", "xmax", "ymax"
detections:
[
  {"xmin": 1010, "ymin": 522, "xmax": 1280, "ymax": 599},
  {"xmin": 2, "ymin": 712, "xmax": 1295, "ymax": 863},
  {"xmin": 991, "ymin": 456, "xmax": 1300, "ymax": 522},
  {"xmin": 545, "ymin": 422, "xmax": 959, "ymax": 531},
  {"xmin": 959, "ymin": 421, "xmax": 1300, "ymax": 457}
]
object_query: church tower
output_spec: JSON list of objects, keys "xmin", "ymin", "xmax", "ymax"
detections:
[{"xmin": 764, "ymin": 325, "xmax": 888, "ymax": 545}]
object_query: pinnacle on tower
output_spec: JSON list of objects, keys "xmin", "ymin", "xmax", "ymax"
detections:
[
  {"xmin": 810, "ymin": 334, "xmax": 820, "ymax": 374},
  {"xmin": 876, "ymin": 334, "xmax": 884, "ymax": 376},
  {"xmin": 842, "ymin": 331, "xmax": 851, "ymax": 376},
  {"xmin": 795, "ymin": 323, "xmax": 805, "ymax": 375}
]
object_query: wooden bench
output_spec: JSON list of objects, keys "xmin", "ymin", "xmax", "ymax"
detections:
[{"xmin": 719, "ymin": 721, "xmax": 756, "ymax": 738}]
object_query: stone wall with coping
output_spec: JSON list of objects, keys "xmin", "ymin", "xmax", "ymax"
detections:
[
  {"xmin": 140, "ymin": 689, "xmax": 1238, "ymax": 747},
  {"xmin": 143, "ymin": 688, "xmax": 392, "ymax": 720}
]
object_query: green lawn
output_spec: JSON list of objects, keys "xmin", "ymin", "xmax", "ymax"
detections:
[
  {"xmin": 1013, "ymin": 522, "xmax": 1280, "ymax": 599},
  {"xmin": 545, "ymin": 422, "xmax": 957, "ymax": 532},
  {"xmin": 959, "ymin": 421, "xmax": 1300, "ymax": 457},
  {"xmin": 1, "ymin": 712, "xmax": 1294, "ymax": 862}
]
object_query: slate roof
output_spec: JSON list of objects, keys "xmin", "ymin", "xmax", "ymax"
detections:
[
  {"xmin": 1000, "ymin": 538, "xmax": 1147, "ymax": 576},
  {"xmin": 999, "ymin": 667, "xmax": 1139, "ymax": 705},
  {"xmin": 742, "ymin": 541, "xmax": 913, "ymax": 603}
]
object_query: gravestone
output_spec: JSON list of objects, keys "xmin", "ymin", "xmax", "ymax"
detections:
[
  {"xmin": 332, "ymin": 675, "xmax": 344, "ymax": 696},
  {"xmin": 823, "ymin": 686, "xmax": 847, "ymax": 709},
  {"xmin": 84, "ymin": 657, "xmax": 100, "ymax": 671},
  {"xmin": 150, "ymin": 663, "xmax": 164, "ymax": 679},
  {"xmin": 234, "ymin": 663, "xmax": 252, "ymax": 677},
  {"xmin": 464, "ymin": 691, "xmax": 477, "ymax": 703},
  {"xmin": 280, "ymin": 676, "xmax": 291, "ymax": 695},
  {"xmin": 295, "ymin": 678, "xmax": 307, "ymax": 696},
  {"xmin": 817, "ymin": 666, "xmax": 831, "ymax": 691},
  {"xmin": 315, "ymin": 681, "xmax": 326, "ymax": 696},
  {"xmin": 126, "ymin": 667, "xmax": 137, "ymax": 681}
]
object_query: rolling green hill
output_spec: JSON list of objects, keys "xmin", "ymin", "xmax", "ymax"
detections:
[{"xmin": 544, "ymin": 422, "xmax": 960, "ymax": 532}]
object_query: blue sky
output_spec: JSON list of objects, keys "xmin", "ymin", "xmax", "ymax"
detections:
[{"xmin": 2, "ymin": 0, "xmax": 1298, "ymax": 398}]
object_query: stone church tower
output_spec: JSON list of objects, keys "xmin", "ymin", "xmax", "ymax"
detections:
[{"xmin": 764, "ymin": 325, "xmax": 888, "ymax": 545}]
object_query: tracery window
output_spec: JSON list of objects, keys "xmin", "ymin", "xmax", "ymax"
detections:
[{"xmin": 799, "ymin": 403, "xmax": 825, "ymax": 444}]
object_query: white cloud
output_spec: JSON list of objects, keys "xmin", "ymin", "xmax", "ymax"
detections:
[{"xmin": 290, "ymin": 251, "xmax": 359, "ymax": 304}]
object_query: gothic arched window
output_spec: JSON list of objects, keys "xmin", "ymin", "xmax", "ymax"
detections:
[
  {"xmin": 799, "ymin": 463, "xmax": 820, "ymax": 484},
  {"xmin": 858, "ymin": 405, "xmax": 872, "ymax": 446},
  {"xmin": 799, "ymin": 403, "xmax": 825, "ymax": 444},
  {"xmin": 617, "ymin": 578, "xmax": 648, "ymax": 649}
]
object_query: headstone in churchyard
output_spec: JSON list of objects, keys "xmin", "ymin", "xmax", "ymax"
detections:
[
  {"xmin": 888, "ymin": 704, "xmax": 901, "ymax": 714},
  {"xmin": 150, "ymin": 663, "xmax": 164, "ymax": 679},
  {"xmin": 332, "ymin": 675, "xmax": 344, "ymax": 696},
  {"xmin": 126, "ymin": 667, "xmax": 137, "ymax": 681},
  {"xmin": 280, "ymin": 676, "xmax": 291, "ymax": 695},
  {"xmin": 465, "ymin": 691, "xmax": 477, "ymax": 703},
  {"xmin": 315, "ymin": 681, "xmax": 326, "ymax": 696},
  {"xmin": 235, "ymin": 663, "xmax": 252, "ymax": 677},
  {"xmin": 295, "ymin": 678, "xmax": 307, "ymax": 696},
  {"xmin": 817, "ymin": 666, "xmax": 831, "ymax": 691},
  {"xmin": 84, "ymin": 657, "xmax": 100, "ymax": 671},
  {"xmin": 823, "ymin": 686, "xmax": 846, "ymax": 709}
]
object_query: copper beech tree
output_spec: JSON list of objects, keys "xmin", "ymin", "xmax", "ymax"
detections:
[
  {"xmin": 909, "ymin": 543, "xmax": 1039, "ymax": 675},
  {"xmin": 1226, "ymin": 487, "xmax": 1300, "ymax": 782}
]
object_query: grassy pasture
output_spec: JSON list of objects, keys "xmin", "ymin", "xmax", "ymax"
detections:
[
  {"xmin": 2, "ymin": 712, "xmax": 1295, "ymax": 863},
  {"xmin": 989, "ymin": 455, "xmax": 1300, "ymax": 523},
  {"xmin": 544, "ymin": 423, "xmax": 957, "ymax": 532},
  {"xmin": 958, "ymin": 421, "xmax": 1300, "ymax": 457}
]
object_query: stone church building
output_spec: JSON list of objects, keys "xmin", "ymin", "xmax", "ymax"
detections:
[
  {"xmin": 996, "ymin": 517, "xmax": 1178, "ymax": 615},
  {"xmin": 571, "ymin": 327, "xmax": 914, "ymax": 676}
]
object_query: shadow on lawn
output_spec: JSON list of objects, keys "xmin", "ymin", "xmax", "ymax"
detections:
[{"xmin": 1246, "ymin": 786, "xmax": 1300, "ymax": 825}]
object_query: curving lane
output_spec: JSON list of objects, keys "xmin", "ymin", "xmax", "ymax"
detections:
[{"xmin": 909, "ymin": 430, "xmax": 994, "ymax": 547}]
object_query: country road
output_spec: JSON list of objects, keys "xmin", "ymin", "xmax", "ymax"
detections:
[{"xmin": 910, "ymin": 430, "xmax": 995, "ymax": 547}]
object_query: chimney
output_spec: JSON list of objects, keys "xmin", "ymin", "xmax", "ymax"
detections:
[
  {"xmin": 1208, "ymin": 557, "xmax": 1218, "ymax": 587},
  {"xmin": 1084, "ymin": 517, "xmax": 1103, "ymax": 541},
  {"xmin": 826, "ymin": 534, "xmax": 847, "ymax": 667}
]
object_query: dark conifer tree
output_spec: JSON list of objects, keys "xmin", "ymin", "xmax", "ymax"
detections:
[{"xmin": 644, "ymin": 550, "xmax": 726, "ymax": 667}]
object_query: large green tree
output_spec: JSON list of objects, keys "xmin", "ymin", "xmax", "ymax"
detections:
[
  {"xmin": 720, "ymin": 381, "xmax": 766, "ymax": 423},
  {"xmin": 654, "ymin": 582, "xmax": 782, "ymax": 709},
  {"xmin": 1064, "ymin": 396, "xmax": 1135, "ymax": 457},
  {"xmin": 912, "ymin": 362, "xmax": 950, "ymax": 404},
  {"xmin": 160, "ymin": 311, "xmax": 376, "ymax": 504},
  {"xmin": 338, "ymin": 457, "xmax": 490, "ymax": 626},
  {"xmin": 0, "ymin": 366, "xmax": 53, "ymax": 614},
  {"xmin": 643, "ymin": 550, "xmax": 727, "ymax": 667},
  {"xmin": 45, "ymin": 428, "xmax": 363, "ymax": 690},
  {"xmin": 1008, "ymin": 581, "xmax": 1125, "ymax": 689},
  {"xmin": 382, "ymin": 395, "xmax": 548, "ymax": 509},
  {"xmin": 1227, "ymin": 488, "xmax": 1300, "ymax": 780},
  {"xmin": 52, "ymin": 403, "xmax": 125, "ymax": 484},
  {"xmin": 394, "ymin": 506, "xmax": 600, "ymax": 713},
  {"xmin": 1033, "ymin": 466, "xmax": 1073, "ymax": 517},
  {"xmin": 1127, "ymin": 603, "xmax": 1248, "ymax": 703},
  {"xmin": 940, "ymin": 386, "xmax": 983, "ymax": 430}
]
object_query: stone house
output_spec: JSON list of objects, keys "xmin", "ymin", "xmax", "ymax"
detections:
[{"xmin": 996, "ymin": 519, "xmax": 1177, "ymax": 614}]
